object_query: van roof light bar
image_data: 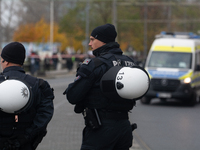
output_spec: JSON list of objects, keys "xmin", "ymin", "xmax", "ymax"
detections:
[{"xmin": 155, "ymin": 31, "xmax": 200, "ymax": 39}]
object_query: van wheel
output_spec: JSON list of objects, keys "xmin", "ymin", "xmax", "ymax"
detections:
[{"xmin": 141, "ymin": 97, "xmax": 151, "ymax": 104}]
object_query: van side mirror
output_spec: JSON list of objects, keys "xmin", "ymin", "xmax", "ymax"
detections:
[{"xmin": 195, "ymin": 64, "xmax": 200, "ymax": 71}]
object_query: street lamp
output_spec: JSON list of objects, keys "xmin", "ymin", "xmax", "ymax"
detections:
[{"xmin": 50, "ymin": 0, "xmax": 54, "ymax": 52}]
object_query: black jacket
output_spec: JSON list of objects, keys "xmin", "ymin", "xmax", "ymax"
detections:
[
  {"xmin": 65, "ymin": 42, "xmax": 136, "ymax": 112},
  {"xmin": 0, "ymin": 66, "xmax": 54, "ymax": 141}
]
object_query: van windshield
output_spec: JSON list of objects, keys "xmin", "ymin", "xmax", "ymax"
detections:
[{"xmin": 147, "ymin": 51, "xmax": 192, "ymax": 69}]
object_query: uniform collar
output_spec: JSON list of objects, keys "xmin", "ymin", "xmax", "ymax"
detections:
[
  {"xmin": 3, "ymin": 66, "xmax": 25, "ymax": 74},
  {"xmin": 93, "ymin": 42, "xmax": 122, "ymax": 57}
]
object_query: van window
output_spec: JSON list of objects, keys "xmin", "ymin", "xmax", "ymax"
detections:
[
  {"xmin": 147, "ymin": 51, "xmax": 192, "ymax": 69},
  {"xmin": 195, "ymin": 51, "xmax": 200, "ymax": 66}
]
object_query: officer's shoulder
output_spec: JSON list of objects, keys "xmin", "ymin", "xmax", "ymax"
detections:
[
  {"xmin": 77, "ymin": 57, "xmax": 103, "ymax": 77},
  {"xmin": 82, "ymin": 58, "xmax": 92, "ymax": 65},
  {"xmin": 25, "ymin": 74, "xmax": 49, "ymax": 88},
  {"xmin": 0, "ymin": 73, "xmax": 5, "ymax": 82},
  {"xmin": 38, "ymin": 77, "xmax": 50, "ymax": 89},
  {"xmin": 81, "ymin": 57, "xmax": 99, "ymax": 68},
  {"xmin": 24, "ymin": 74, "xmax": 39, "ymax": 86}
]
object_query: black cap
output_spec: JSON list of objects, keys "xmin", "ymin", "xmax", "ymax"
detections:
[
  {"xmin": 1, "ymin": 42, "xmax": 26, "ymax": 65},
  {"xmin": 91, "ymin": 24, "xmax": 117, "ymax": 43}
]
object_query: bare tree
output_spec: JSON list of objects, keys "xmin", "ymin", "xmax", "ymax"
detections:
[
  {"xmin": 18, "ymin": 0, "xmax": 74, "ymax": 24},
  {"xmin": 92, "ymin": 1, "xmax": 112, "ymax": 24},
  {"xmin": 0, "ymin": 0, "xmax": 75, "ymax": 42},
  {"xmin": 1, "ymin": 0, "xmax": 22, "ymax": 42}
]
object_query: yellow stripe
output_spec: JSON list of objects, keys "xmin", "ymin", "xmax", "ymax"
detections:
[
  {"xmin": 196, "ymin": 45, "xmax": 200, "ymax": 50},
  {"xmin": 153, "ymin": 46, "xmax": 192, "ymax": 52},
  {"xmin": 145, "ymin": 68, "xmax": 152, "ymax": 79},
  {"xmin": 191, "ymin": 73, "xmax": 200, "ymax": 87},
  {"xmin": 179, "ymin": 71, "xmax": 193, "ymax": 80}
]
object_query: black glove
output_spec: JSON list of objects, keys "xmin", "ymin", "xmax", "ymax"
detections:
[{"xmin": 74, "ymin": 104, "xmax": 84, "ymax": 113}]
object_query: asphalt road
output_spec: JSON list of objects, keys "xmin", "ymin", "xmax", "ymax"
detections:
[
  {"xmin": 130, "ymin": 98, "xmax": 200, "ymax": 150},
  {"xmin": 37, "ymin": 75, "xmax": 200, "ymax": 150}
]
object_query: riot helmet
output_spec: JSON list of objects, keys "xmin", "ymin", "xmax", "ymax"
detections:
[
  {"xmin": 0, "ymin": 79, "xmax": 32, "ymax": 114},
  {"xmin": 100, "ymin": 66, "xmax": 150, "ymax": 101}
]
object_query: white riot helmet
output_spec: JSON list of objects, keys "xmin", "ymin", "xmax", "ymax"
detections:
[
  {"xmin": 0, "ymin": 79, "xmax": 32, "ymax": 114},
  {"xmin": 100, "ymin": 66, "xmax": 150, "ymax": 101}
]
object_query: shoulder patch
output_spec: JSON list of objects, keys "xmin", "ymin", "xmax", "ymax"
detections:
[
  {"xmin": 82, "ymin": 58, "xmax": 91, "ymax": 65},
  {"xmin": 74, "ymin": 75, "xmax": 81, "ymax": 81}
]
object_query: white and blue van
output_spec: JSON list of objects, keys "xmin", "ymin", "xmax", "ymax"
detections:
[{"xmin": 141, "ymin": 32, "xmax": 200, "ymax": 106}]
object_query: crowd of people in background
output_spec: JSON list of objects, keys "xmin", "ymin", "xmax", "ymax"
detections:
[
  {"xmin": 26, "ymin": 52, "xmax": 86, "ymax": 76},
  {"xmin": 26, "ymin": 51, "xmax": 141, "ymax": 77}
]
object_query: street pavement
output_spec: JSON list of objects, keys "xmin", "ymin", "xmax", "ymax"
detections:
[{"xmin": 35, "ymin": 69, "xmax": 143, "ymax": 150}]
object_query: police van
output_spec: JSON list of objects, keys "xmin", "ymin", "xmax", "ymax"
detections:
[{"xmin": 141, "ymin": 31, "xmax": 200, "ymax": 106}]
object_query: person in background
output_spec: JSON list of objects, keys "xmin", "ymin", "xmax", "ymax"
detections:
[
  {"xmin": 52, "ymin": 53, "xmax": 58, "ymax": 70},
  {"xmin": 44, "ymin": 54, "xmax": 51, "ymax": 71}
]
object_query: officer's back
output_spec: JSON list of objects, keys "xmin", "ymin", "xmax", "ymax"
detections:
[{"xmin": 0, "ymin": 42, "xmax": 54, "ymax": 150}]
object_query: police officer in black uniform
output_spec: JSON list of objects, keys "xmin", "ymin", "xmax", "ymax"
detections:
[
  {"xmin": 64, "ymin": 24, "xmax": 136, "ymax": 150},
  {"xmin": 0, "ymin": 42, "xmax": 54, "ymax": 150}
]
